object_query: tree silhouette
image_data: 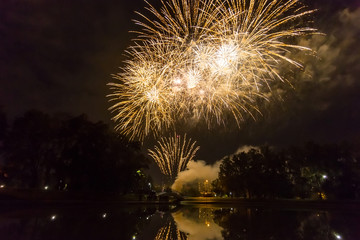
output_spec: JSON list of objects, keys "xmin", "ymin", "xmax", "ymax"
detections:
[
  {"xmin": 218, "ymin": 143, "xmax": 360, "ymax": 200},
  {"xmin": 3, "ymin": 110, "xmax": 59, "ymax": 188},
  {"xmin": 2, "ymin": 110, "xmax": 150, "ymax": 193}
]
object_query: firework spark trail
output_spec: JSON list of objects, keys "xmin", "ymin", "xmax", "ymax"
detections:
[
  {"xmin": 108, "ymin": 41, "xmax": 187, "ymax": 140},
  {"xmin": 108, "ymin": 0, "xmax": 318, "ymax": 141},
  {"xmin": 148, "ymin": 133, "xmax": 200, "ymax": 183},
  {"xmin": 155, "ymin": 220, "xmax": 188, "ymax": 240}
]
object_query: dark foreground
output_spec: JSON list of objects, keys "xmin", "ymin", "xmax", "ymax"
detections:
[{"xmin": 1, "ymin": 196, "xmax": 360, "ymax": 240}]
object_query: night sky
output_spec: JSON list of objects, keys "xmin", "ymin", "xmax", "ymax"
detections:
[{"xmin": 1, "ymin": 0, "xmax": 359, "ymax": 163}]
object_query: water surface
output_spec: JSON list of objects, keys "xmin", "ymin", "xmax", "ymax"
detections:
[{"xmin": 0, "ymin": 203, "xmax": 359, "ymax": 240}]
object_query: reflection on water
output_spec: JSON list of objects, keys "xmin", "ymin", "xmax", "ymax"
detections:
[
  {"xmin": 136, "ymin": 206, "xmax": 223, "ymax": 240},
  {"xmin": 0, "ymin": 203, "xmax": 359, "ymax": 240},
  {"xmin": 172, "ymin": 208, "xmax": 223, "ymax": 240},
  {"xmin": 154, "ymin": 220, "xmax": 187, "ymax": 240}
]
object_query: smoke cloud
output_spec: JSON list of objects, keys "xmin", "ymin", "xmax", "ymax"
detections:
[
  {"xmin": 296, "ymin": 8, "xmax": 360, "ymax": 89},
  {"xmin": 242, "ymin": 7, "xmax": 360, "ymax": 147},
  {"xmin": 234, "ymin": 145, "xmax": 260, "ymax": 155},
  {"xmin": 172, "ymin": 145, "xmax": 261, "ymax": 192},
  {"xmin": 171, "ymin": 160, "xmax": 221, "ymax": 192}
]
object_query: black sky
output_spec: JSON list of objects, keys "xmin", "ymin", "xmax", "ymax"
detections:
[{"xmin": 1, "ymin": 0, "xmax": 359, "ymax": 163}]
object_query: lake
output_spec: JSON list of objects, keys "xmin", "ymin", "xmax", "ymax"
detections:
[{"xmin": 0, "ymin": 202, "xmax": 359, "ymax": 239}]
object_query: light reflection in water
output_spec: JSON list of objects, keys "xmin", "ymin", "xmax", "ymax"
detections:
[
  {"xmin": 155, "ymin": 220, "xmax": 187, "ymax": 240},
  {"xmin": 144, "ymin": 206, "xmax": 358, "ymax": 240},
  {"xmin": 0, "ymin": 205, "xmax": 359, "ymax": 239},
  {"xmin": 145, "ymin": 207, "xmax": 224, "ymax": 240},
  {"xmin": 172, "ymin": 208, "xmax": 223, "ymax": 240}
]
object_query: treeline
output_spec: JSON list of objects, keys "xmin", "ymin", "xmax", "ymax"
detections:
[
  {"xmin": 0, "ymin": 109, "xmax": 150, "ymax": 194},
  {"xmin": 213, "ymin": 144, "xmax": 360, "ymax": 200}
]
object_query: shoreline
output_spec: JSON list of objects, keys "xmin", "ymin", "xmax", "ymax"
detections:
[
  {"xmin": 0, "ymin": 197, "xmax": 359, "ymax": 212},
  {"xmin": 1, "ymin": 189, "xmax": 359, "ymax": 211}
]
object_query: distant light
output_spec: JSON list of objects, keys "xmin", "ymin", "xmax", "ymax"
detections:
[
  {"xmin": 132, "ymin": 235, "xmax": 136, "ymax": 240},
  {"xmin": 102, "ymin": 213, "xmax": 107, "ymax": 218},
  {"xmin": 205, "ymin": 179, "xmax": 208, "ymax": 183},
  {"xmin": 51, "ymin": 215, "xmax": 56, "ymax": 221},
  {"xmin": 322, "ymin": 175, "xmax": 327, "ymax": 179},
  {"xmin": 0, "ymin": 184, "xmax": 5, "ymax": 188},
  {"xmin": 44, "ymin": 186, "xmax": 49, "ymax": 190},
  {"xmin": 334, "ymin": 234, "xmax": 342, "ymax": 239}
]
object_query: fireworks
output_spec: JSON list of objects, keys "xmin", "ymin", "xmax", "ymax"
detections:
[
  {"xmin": 148, "ymin": 133, "xmax": 199, "ymax": 183},
  {"xmin": 108, "ymin": 0, "xmax": 317, "ymax": 140},
  {"xmin": 155, "ymin": 219, "xmax": 188, "ymax": 240}
]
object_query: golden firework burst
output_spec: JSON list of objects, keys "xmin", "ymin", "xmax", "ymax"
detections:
[{"xmin": 108, "ymin": 0, "xmax": 317, "ymax": 141}]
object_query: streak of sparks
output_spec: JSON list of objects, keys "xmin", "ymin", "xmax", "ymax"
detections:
[
  {"xmin": 155, "ymin": 220, "xmax": 188, "ymax": 240},
  {"xmin": 148, "ymin": 133, "xmax": 199, "ymax": 183},
  {"xmin": 108, "ymin": 0, "xmax": 318, "ymax": 141}
]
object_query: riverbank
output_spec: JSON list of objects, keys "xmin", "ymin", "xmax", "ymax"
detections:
[
  {"xmin": 1, "ymin": 189, "xmax": 359, "ymax": 211},
  {"xmin": 181, "ymin": 197, "xmax": 360, "ymax": 211}
]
